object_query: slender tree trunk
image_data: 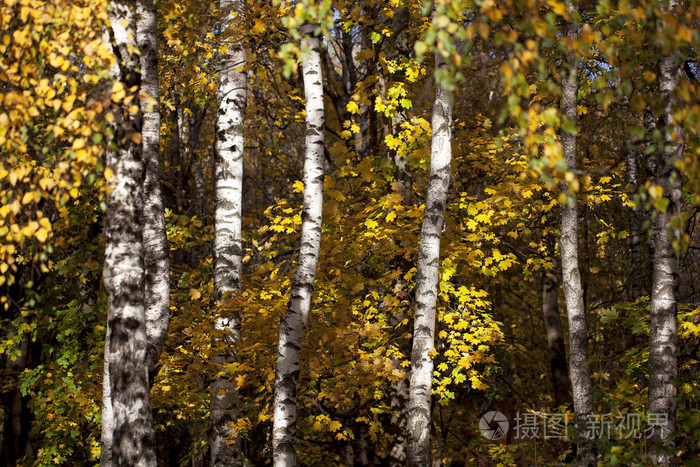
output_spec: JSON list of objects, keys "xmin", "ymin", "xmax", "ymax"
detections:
[
  {"xmin": 406, "ymin": 50, "xmax": 453, "ymax": 467},
  {"xmin": 386, "ymin": 10, "xmax": 413, "ymax": 463},
  {"xmin": 210, "ymin": 0, "xmax": 246, "ymax": 465},
  {"xmin": 2, "ymin": 338, "xmax": 30, "ymax": 465},
  {"xmin": 626, "ymin": 147, "xmax": 643, "ymax": 301},
  {"xmin": 357, "ymin": 424, "xmax": 371, "ymax": 466},
  {"xmin": 559, "ymin": 6, "xmax": 595, "ymax": 466},
  {"xmin": 541, "ymin": 251, "xmax": 572, "ymax": 407},
  {"xmin": 100, "ymin": 318, "xmax": 114, "ymax": 467},
  {"xmin": 272, "ymin": 24, "xmax": 325, "ymax": 467},
  {"xmin": 388, "ymin": 330, "xmax": 410, "ymax": 466},
  {"xmin": 188, "ymin": 109, "xmax": 208, "ymax": 216},
  {"xmin": 648, "ymin": 1, "xmax": 683, "ymax": 462},
  {"xmin": 137, "ymin": 0, "xmax": 170, "ymax": 384},
  {"xmin": 101, "ymin": 2, "xmax": 156, "ymax": 465},
  {"xmin": 390, "ymin": 6, "xmax": 412, "ymax": 206}
]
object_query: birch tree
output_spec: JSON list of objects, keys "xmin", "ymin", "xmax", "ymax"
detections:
[
  {"xmin": 101, "ymin": 1, "xmax": 156, "ymax": 465},
  {"xmin": 559, "ymin": 4, "xmax": 595, "ymax": 465},
  {"xmin": 210, "ymin": 0, "xmax": 247, "ymax": 465},
  {"xmin": 272, "ymin": 23, "xmax": 326, "ymax": 466},
  {"xmin": 138, "ymin": 0, "xmax": 170, "ymax": 382},
  {"xmin": 648, "ymin": 0, "xmax": 683, "ymax": 462},
  {"xmin": 406, "ymin": 49, "xmax": 454, "ymax": 467}
]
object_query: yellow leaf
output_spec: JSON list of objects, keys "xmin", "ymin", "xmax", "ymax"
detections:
[
  {"xmin": 189, "ymin": 288, "xmax": 201, "ymax": 301},
  {"xmin": 128, "ymin": 105, "xmax": 139, "ymax": 114},
  {"xmin": 292, "ymin": 180, "xmax": 304, "ymax": 193},
  {"xmin": 365, "ymin": 219, "xmax": 378, "ymax": 229},
  {"xmin": 111, "ymin": 81, "xmax": 126, "ymax": 103},
  {"xmin": 104, "ymin": 167, "xmax": 113, "ymax": 180},
  {"xmin": 21, "ymin": 192, "xmax": 33, "ymax": 205},
  {"xmin": 131, "ymin": 132, "xmax": 142, "ymax": 144},
  {"xmin": 329, "ymin": 420, "xmax": 342, "ymax": 431},
  {"xmin": 35, "ymin": 228, "xmax": 48, "ymax": 243},
  {"xmin": 62, "ymin": 95, "xmax": 76, "ymax": 113},
  {"xmin": 252, "ymin": 20, "xmax": 266, "ymax": 34},
  {"xmin": 649, "ymin": 185, "xmax": 663, "ymax": 200}
]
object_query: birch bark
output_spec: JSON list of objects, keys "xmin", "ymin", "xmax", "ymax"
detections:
[
  {"xmin": 272, "ymin": 24, "xmax": 325, "ymax": 467},
  {"xmin": 406, "ymin": 50, "xmax": 453, "ymax": 466},
  {"xmin": 210, "ymin": 0, "xmax": 246, "ymax": 465},
  {"xmin": 137, "ymin": 0, "xmax": 170, "ymax": 382},
  {"xmin": 559, "ymin": 5, "xmax": 595, "ymax": 465},
  {"xmin": 648, "ymin": 1, "xmax": 683, "ymax": 462},
  {"xmin": 101, "ymin": 1, "xmax": 156, "ymax": 465}
]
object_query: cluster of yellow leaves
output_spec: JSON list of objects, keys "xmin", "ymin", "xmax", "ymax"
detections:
[
  {"xmin": 384, "ymin": 117, "xmax": 431, "ymax": 162},
  {"xmin": 0, "ymin": 0, "xmax": 112, "ymax": 294}
]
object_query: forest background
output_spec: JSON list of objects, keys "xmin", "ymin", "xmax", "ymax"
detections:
[{"xmin": 1, "ymin": 0, "xmax": 699, "ymax": 465}]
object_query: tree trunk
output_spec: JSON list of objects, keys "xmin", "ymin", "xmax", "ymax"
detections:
[
  {"xmin": 188, "ymin": 108, "xmax": 208, "ymax": 216},
  {"xmin": 406, "ymin": 50, "xmax": 453, "ymax": 467},
  {"xmin": 101, "ymin": 2, "xmax": 156, "ymax": 465},
  {"xmin": 210, "ymin": 0, "xmax": 246, "ymax": 465},
  {"xmin": 272, "ymin": 24, "xmax": 325, "ymax": 467},
  {"xmin": 390, "ymin": 6, "xmax": 412, "ymax": 206},
  {"xmin": 100, "ymin": 318, "xmax": 114, "ymax": 467},
  {"xmin": 648, "ymin": 1, "xmax": 683, "ymax": 462},
  {"xmin": 137, "ymin": 0, "xmax": 170, "ymax": 384},
  {"xmin": 626, "ymin": 147, "xmax": 643, "ymax": 301},
  {"xmin": 1, "ymin": 338, "xmax": 31, "ymax": 465},
  {"xmin": 541, "ymin": 251, "xmax": 571, "ymax": 408},
  {"xmin": 559, "ymin": 6, "xmax": 595, "ymax": 466}
]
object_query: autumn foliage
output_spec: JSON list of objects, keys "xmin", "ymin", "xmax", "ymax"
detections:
[{"xmin": 1, "ymin": 0, "xmax": 699, "ymax": 465}]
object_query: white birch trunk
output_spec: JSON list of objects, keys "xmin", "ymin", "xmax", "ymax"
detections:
[
  {"xmin": 648, "ymin": 1, "xmax": 683, "ymax": 463},
  {"xmin": 100, "ymin": 320, "xmax": 114, "ymax": 466},
  {"xmin": 559, "ymin": 6, "xmax": 595, "ymax": 466},
  {"xmin": 137, "ymin": 0, "xmax": 170, "ymax": 381},
  {"xmin": 272, "ymin": 24, "xmax": 325, "ymax": 467},
  {"xmin": 210, "ymin": 0, "xmax": 246, "ymax": 465},
  {"xmin": 406, "ymin": 50, "xmax": 453, "ymax": 467},
  {"xmin": 101, "ymin": 2, "xmax": 156, "ymax": 465}
]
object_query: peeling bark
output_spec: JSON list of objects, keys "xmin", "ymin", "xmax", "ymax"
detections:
[
  {"xmin": 648, "ymin": 1, "xmax": 683, "ymax": 463},
  {"xmin": 559, "ymin": 5, "xmax": 595, "ymax": 466},
  {"xmin": 272, "ymin": 24, "xmax": 325, "ymax": 467},
  {"xmin": 137, "ymin": 0, "xmax": 170, "ymax": 382},
  {"xmin": 406, "ymin": 50, "xmax": 453, "ymax": 467},
  {"xmin": 101, "ymin": 2, "xmax": 156, "ymax": 465},
  {"xmin": 210, "ymin": 0, "xmax": 247, "ymax": 465}
]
